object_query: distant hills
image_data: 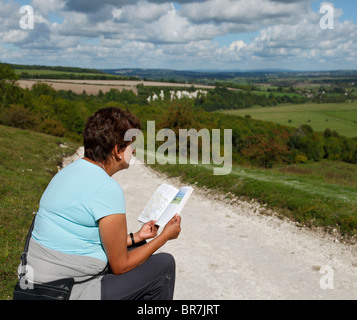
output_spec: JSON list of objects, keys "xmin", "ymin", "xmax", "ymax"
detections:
[
  {"xmin": 102, "ymin": 67, "xmax": 297, "ymax": 80},
  {"xmin": 102, "ymin": 68, "xmax": 357, "ymax": 83},
  {"xmin": 102, "ymin": 68, "xmax": 239, "ymax": 81},
  {"xmin": 4, "ymin": 62, "xmax": 357, "ymax": 84}
]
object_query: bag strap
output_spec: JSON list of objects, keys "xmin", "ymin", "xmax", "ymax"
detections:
[
  {"xmin": 19, "ymin": 216, "xmax": 36, "ymax": 279},
  {"xmin": 19, "ymin": 215, "xmax": 108, "ymax": 283}
]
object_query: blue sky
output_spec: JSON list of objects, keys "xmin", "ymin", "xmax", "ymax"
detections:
[{"xmin": 1, "ymin": 0, "xmax": 356, "ymax": 70}]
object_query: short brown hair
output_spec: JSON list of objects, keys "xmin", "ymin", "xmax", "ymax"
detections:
[{"xmin": 84, "ymin": 107, "xmax": 141, "ymax": 162}]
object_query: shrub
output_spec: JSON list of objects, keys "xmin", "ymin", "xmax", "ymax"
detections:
[
  {"xmin": 241, "ymin": 130, "xmax": 291, "ymax": 168},
  {"xmin": 0, "ymin": 104, "xmax": 39, "ymax": 130},
  {"xmin": 295, "ymin": 154, "xmax": 308, "ymax": 163},
  {"xmin": 39, "ymin": 119, "xmax": 66, "ymax": 137}
]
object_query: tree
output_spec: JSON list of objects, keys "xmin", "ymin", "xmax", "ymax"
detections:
[
  {"xmin": 31, "ymin": 82, "xmax": 57, "ymax": 98},
  {"xmin": 241, "ymin": 129, "xmax": 291, "ymax": 168},
  {"xmin": 324, "ymin": 136, "xmax": 342, "ymax": 160},
  {"xmin": 0, "ymin": 63, "xmax": 21, "ymax": 108},
  {"xmin": 289, "ymin": 125, "xmax": 324, "ymax": 161}
]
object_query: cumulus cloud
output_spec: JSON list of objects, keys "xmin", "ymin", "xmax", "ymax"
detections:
[
  {"xmin": 181, "ymin": 0, "xmax": 311, "ymax": 24},
  {"xmin": 32, "ymin": 0, "xmax": 65, "ymax": 16},
  {"xmin": 0, "ymin": 0, "xmax": 356, "ymax": 70},
  {"xmin": 55, "ymin": 0, "xmax": 313, "ymax": 43},
  {"xmin": 63, "ymin": 0, "xmax": 206, "ymax": 13}
]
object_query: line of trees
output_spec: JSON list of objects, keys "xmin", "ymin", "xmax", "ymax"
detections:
[
  {"xmin": 157, "ymin": 101, "xmax": 357, "ymax": 167},
  {"xmin": 10, "ymin": 64, "xmax": 101, "ymax": 74},
  {"xmin": 7, "ymin": 63, "xmax": 137, "ymax": 81},
  {"xmin": 195, "ymin": 86, "xmax": 308, "ymax": 111},
  {"xmin": 19, "ymin": 73, "xmax": 133, "ymax": 81}
]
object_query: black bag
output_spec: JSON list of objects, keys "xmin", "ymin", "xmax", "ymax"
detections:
[
  {"xmin": 13, "ymin": 216, "xmax": 107, "ymax": 300},
  {"xmin": 13, "ymin": 277, "xmax": 75, "ymax": 300}
]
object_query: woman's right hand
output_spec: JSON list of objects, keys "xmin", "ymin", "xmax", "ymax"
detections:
[
  {"xmin": 100, "ymin": 213, "xmax": 181, "ymax": 275},
  {"xmin": 161, "ymin": 214, "xmax": 182, "ymax": 241}
]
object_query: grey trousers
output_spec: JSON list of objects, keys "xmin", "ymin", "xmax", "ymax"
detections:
[{"xmin": 101, "ymin": 252, "xmax": 176, "ymax": 300}]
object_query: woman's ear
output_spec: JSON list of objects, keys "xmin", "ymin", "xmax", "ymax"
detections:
[{"xmin": 113, "ymin": 145, "xmax": 123, "ymax": 161}]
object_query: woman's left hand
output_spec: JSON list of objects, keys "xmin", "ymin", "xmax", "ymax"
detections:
[{"xmin": 137, "ymin": 221, "xmax": 159, "ymax": 241}]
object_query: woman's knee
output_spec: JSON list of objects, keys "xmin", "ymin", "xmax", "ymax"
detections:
[{"xmin": 155, "ymin": 253, "xmax": 176, "ymax": 273}]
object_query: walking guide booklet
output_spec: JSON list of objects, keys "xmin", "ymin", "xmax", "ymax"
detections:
[{"xmin": 138, "ymin": 184, "xmax": 194, "ymax": 227}]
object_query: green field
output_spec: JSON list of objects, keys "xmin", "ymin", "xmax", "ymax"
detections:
[{"xmin": 219, "ymin": 102, "xmax": 357, "ymax": 138}]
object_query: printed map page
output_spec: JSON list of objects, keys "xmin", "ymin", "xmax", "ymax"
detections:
[{"xmin": 138, "ymin": 184, "xmax": 178, "ymax": 224}]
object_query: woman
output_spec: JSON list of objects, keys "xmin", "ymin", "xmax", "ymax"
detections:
[{"xmin": 24, "ymin": 107, "xmax": 181, "ymax": 300}]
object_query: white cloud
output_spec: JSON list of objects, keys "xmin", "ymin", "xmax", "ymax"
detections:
[
  {"xmin": 32, "ymin": 0, "xmax": 65, "ymax": 16},
  {"xmin": 181, "ymin": 0, "xmax": 311, "ymax": 24},
  {"xmin": 0, "ymin": 0, "xmax": 356, "ymax": 70},
  {"xmin": 234, "ymin": 11, "xmax": 357, "ymax": 69},
  {"xmin": 229, "ymin": 40, "xmax": 247, "ymax": 52}
]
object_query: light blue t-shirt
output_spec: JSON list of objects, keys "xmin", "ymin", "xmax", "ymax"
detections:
[{"xmin": 32, "ymin": 159, "xmax": 126, "ymax": 262}]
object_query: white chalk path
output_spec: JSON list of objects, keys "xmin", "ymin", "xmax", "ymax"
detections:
[{"xmin": 65, "ymin": 148, "xmax": 357, "ymax": 300}]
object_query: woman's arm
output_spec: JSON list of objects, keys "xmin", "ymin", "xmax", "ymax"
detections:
[{"xmin": 99, "ymin": 214, "xmax": 181, "ymax": 275}]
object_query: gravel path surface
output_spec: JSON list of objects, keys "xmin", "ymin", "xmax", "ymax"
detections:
[{"xmin": 65, "ymin": 148, "xmax": 357, "ymax": 300}]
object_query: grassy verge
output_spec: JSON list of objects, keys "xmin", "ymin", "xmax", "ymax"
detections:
[
  {"xmin": 0, "ymin": 125, "xmax": 79, "ymax": 300},
  {"xmin": 149, "ymin": 160, "xmax": 357, "ymax": 239}
]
